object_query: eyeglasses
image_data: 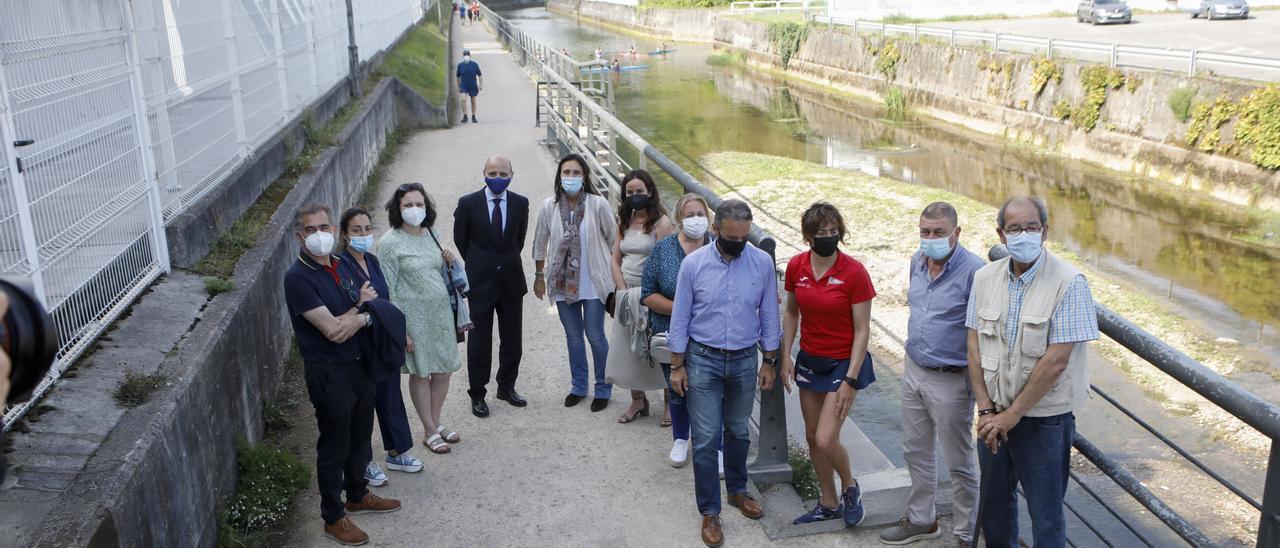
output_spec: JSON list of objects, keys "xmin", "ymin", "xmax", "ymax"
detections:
[
  {"xmin": 341, "ymin": 278, "xmax": 359, "ymax": 303},
  {"xmin": 1003, "ymin": 225, "xmax": 1044, "ymax": 236}
]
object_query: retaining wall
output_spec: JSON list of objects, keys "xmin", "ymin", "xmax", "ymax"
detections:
[{"xmin": 547, "ymin": 0, "xmax": 719, "ymax": 42}]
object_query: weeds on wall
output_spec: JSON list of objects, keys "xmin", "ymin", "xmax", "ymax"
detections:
[
  {"xmin": 1168, "ymin": 87, "xmax": 1198, "ymax": 123},
  {"xmin": 767, "ymin": 22, "xmax": 810, "ymax": 69},
  {"xmin": 112, "ymin": 370, "xmax": 167, "ymax": 408},
  {"xmin": 1236, "ymin": 85, "xmax": 1280, "ymax": 170},
  {"xmin": 1052, "ymin": 99, "xmax": 1072, "ymax": 121},
  {"xmin": 1185, "ymin": 96, "xmax": 1235, "ymax": 153},
  {"xmin": 1071, "ymin": 66, "xmax": 1126, "ymax": 132},
  {"xmin": 219, "ymin": 440, "xmax": 310, "ymax": 547},
  {"xmin": 1029, "ymin": 58, "xmax": 1062, "ymax": 97},
  {"xmin": 873, "ymin": 39, "xmax": 902, "ymax": 81},
  {"xmin": 885, "ymin": 86, "xmax": 909, "ymax": 121}
]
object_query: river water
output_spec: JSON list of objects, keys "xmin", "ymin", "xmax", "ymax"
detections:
[{"xmin": 498, "ymin": 7, "xmax": 1274, "ymax": 544}]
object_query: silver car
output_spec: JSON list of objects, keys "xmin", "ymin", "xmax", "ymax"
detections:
[
  {"xmin": 1189, "ymin": 0, "xmax": 1250, "ymax": 19},
  {"xmin": 1077, "ymin": 0, "xmax": 1133, "ymax": 25}
]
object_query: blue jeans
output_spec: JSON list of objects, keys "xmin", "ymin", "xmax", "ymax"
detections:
[
  {"xmin": 684, "ymin": 341, "xmax": 758, "ymax": 516},
  {"xmin": 556, "ymin": 299, "xmax": 611, "ymax": 399},
  {"xmin": 977, "ymin": 412, "xmax": 1074, "ymax": 548},
  {"xmin": 661, "ymin": 364, "xmax": 724, "ymax": 449}
]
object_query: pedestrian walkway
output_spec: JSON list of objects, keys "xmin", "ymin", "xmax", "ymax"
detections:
[{"xmin": 284, "ymin": 21, "xmax": 950, "ymax": 547}]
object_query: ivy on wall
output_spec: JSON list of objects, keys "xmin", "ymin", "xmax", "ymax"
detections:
[
  {"xmin": 1185, "ymin": 96, "xmax": 1235, "ymax": 153},
  {"xmin": 1071, "ymin": 66, "xmax": 1126, "ymax": 132},
  {"xmin": 1236, "ymin": 85, "xmax": 1280, "ymax": 169},
  {"xmin": 1029, "ymin": 58, "xmax": 1062, "ymax": 97},
  {"xmin": 767, "ymin": 22, "xmax": 810, "ymax": 69}
]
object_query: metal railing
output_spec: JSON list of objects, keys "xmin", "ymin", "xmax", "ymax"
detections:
[
  {"xmin": 478, "ymin": 2, "xmax": 793, "ymax": 483},
  {"xmin": 811, "ymin": 15, "xmax": 1280, "ymax": 80},
  {"xmin": 0, "ymin": 0, "xmax": 431, "ymax": 430},
  {"xmin": 730, "ymin": 0, "xmax": 826, "ymax": 13}
]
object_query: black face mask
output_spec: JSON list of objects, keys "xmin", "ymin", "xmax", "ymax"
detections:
[
  {"xmin": 625, "ymin": 194, "xmax": 650, "ymax": 210},
  {"xmin": 812, "ymin": 235, "xmax": 840, "ymax": 257},
  {"xmin": 718, "ymin": 238, "xmax": 747, "ymax": 258}
]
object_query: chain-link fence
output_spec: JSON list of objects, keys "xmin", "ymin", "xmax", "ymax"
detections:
[{"xmin": 0, "ymin": 0, "xmax": 431, "ymax": 429}]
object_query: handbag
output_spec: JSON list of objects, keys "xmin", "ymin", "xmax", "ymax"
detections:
[
  {"xmin": 648, "ymin": 331, "xmax": 672, "ymax": 365},
  {"xmin": 796, "ymin": 349, "xmax": 846, "ymax": 375},
  {"xmin": 426, "ymin": 228, "xmax": 466, "ymax": 344}
]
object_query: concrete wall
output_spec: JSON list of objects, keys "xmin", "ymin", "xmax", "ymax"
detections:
[
  {"xmin": 547, "ymin": 0, "xmax": 719, "ymax": 42},
  {"xmin": 830, "ymin": 0, "xmax": 1280, "ymax": 19}
]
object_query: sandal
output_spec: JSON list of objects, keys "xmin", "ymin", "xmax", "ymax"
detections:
[
  {"xmin": 424, "ymin": 434, "xmax": 451, "ymax": 454},
  {"xmin": 660, "ymin": 389, "xmax": 672, "ymax": 427},
  {"xmin": 618, "ymin": 392, "xmax": 650, "ymax": 424},
  {"xmin": 436, "ymin": 425, "xmax": 461, "ymax": 444}
]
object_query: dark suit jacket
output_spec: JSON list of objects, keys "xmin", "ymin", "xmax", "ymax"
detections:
[{"xmin": 454, "ymin": 188, "xmax": 529, "ymax": 303}]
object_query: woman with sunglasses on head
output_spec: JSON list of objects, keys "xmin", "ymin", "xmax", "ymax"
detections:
[
  {"xmin": 532, "ymin": 154, "xmax": 618, "ymax": 411},
  {"xmin": 608, "ymin": 169, "xmax": 675, "ymax": 424},
  {"xmin": 339, "ymin": 208, "xmax": 423, "ymax": 486},
  {"xmin": 378, "ymin": 183, "xmax": 464, "ymax": 456}
]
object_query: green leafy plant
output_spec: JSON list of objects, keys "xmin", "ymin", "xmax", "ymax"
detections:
[
  {"xmin": 203, "ymin": 277, "xmax": 235, "ymax": 297},
  {"xmin": 767, "ymin": 21, "xmax": 810, "ymax": 69},
  {"xmin": 220, "ymin": 440, "xmax": 310, "ymax": 545},
  {"xmin": 1052, "ymin": 99, "xmax": 1072, "ymax": 120},
  {"xmin": 873, "ymin": 40, "xmax": 902, "ymax": 80},
  {"xmin": 1029, "ymin": 58, "xmax": 1062, "ymax": 97},
  {"xmin": 1070, "ymin": 66, "xmax": 1125, "ymax": 132},
  {"xmin": 1236, "ymin": 85, "xmax": 1280, "ymax": 169},
  {"xmin": 884, "ymin": 86, "xmax": 908, "ymax": 121},
  {"xmin": 113, "ymin": 370, "xmax": 167, "ymax": 408},
  {"xmin": 1168, "ymin": 87, "xmax": 1198, "ymax": 123},
  {"xmin": 1125, "ymin": 74, "xmax": 1142, "ymax": 93},
  {"xmin": 788, "ymin": 443, "xmax": 820, "ymax": 501},
  {"xmin": 1185, "ymin": 96, "xmax": 1235, "ymax": 152}
]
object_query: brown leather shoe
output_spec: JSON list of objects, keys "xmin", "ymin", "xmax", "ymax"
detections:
[
  {"xmin": 323, "ymin": 516, "xmax": 369, "ymax": 546},
  {"xmin": 727, "ymin": 492, "xmax": 764, "ymax": 519},
  {"xmin": 701, "ymin": 514, "xmax": 724, "ymax": 547},
  {"xmin": 345, "ymin": 492, "xmax": 401, "ymax": 514}
]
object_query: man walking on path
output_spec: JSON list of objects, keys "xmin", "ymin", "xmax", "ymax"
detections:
[
  {"xmin": 881, "ymin": 202, "xmax": 984, "ymax": 547},
  {"xmin": 457, "ymin": 49, "xmax": 482, "ymax": 123},
  {"xmin": 284, "ymin": 203, "xmax": 401, "ymax": 546},
  {"xmin": 966, "ymin": 197, "xmax": 1098, "ymax": 548},
  {"xmin": 668, "ymin": 199, "xmax": 782, "ymax": 547},
  {"xmin": 455, "ymin": 155, "xmax": 530, "ymax": 418}
]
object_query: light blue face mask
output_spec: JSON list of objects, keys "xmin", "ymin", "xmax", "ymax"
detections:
[
  {"xmin": 561, "ymin": 176, "xmax": 584, "ymax": 194},
  {"xmin": 919, "ymin": 230, "xmax": 954, "ymax": 260},
  {"xmin": 348, "ymin": 234, "xmax": 375, "ymax": 253},
  {"xmin": 1005, "ymin": 231, "xmax": 1043, "ymax": 263}
]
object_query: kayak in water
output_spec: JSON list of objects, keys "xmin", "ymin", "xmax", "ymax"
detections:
[
  {"xmin": 581, "ymin": 64, "xmax": 649, "ymax": 73},
  {"xmin": 648, "ymin": 48, "xmax": 676, "ymax": 55}
]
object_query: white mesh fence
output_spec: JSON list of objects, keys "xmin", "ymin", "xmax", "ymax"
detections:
[{"xmin": 0, "ymin": 0, "xmax": 429, "ymax": 429}]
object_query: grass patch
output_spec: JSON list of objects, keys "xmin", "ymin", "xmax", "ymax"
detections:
[
  {"xmin": 788, "ymin": 443, "xmax": 821, "ymax": 501},
  {"xmin": 1167, "ymin": 86, "xmax": 1198, "ymax": 123},
  {"xmin": 374, "ymin": 8, "xmax": 448, "ymax": 106},
  {"xmin": 884, "ymin": 86, "xmax": 908, "ymax": 121},
  {"xmin": 218, "ymin": 440, "xmax": 310, "ymax": 547},
  {"xmin": 203, "ymin": 277, "xmax": 235, "ymax": 297},
  {"xmin": 112, "ymin": 370, "xmax": 167, "ymax": 408}
]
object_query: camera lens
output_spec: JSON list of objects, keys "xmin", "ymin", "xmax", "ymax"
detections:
[{"xmin": 0, "ymin": 276, "xmax": 58, "ymax": 405}]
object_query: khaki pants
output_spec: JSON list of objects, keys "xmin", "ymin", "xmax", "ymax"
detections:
[{"xmin": 901, "ymin": 354, "xmax": 980, "ymax": 542}]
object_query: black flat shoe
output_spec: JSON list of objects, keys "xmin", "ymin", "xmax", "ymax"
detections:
[
  {"xmin": 471, "ymin": 399, "xmax": 490, "ymax": 418},
  {"xmin": 496, "ymin": 389, "xmax": 527, "ymax": 407},
  {"xmin": 590, "ymin": 398, "xmax": 609, "ymax": 412},
  {"xmin": 565, "ymin": 394, "xmax": 585, "ymax": 407}
]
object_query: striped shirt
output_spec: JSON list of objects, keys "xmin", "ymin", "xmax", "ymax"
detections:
[{"xmin": 965, "ymin": 252, "xmax": 1099, "ymax": 358}]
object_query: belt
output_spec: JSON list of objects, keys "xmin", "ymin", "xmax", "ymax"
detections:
[
  {"xmin": 690, "ymin": 340, "xmax": 756, "ymax": 356},
  {"xmin": 920, "ymin": 364, "xmax": 966, "ymax": 374}
]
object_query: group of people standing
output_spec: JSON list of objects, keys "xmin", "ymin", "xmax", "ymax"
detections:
[{"xmin": 285, "ymin": 145, "xmax": 1097, "ymax": 548}]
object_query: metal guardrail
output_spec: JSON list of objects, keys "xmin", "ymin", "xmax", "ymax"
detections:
[
  {"xmin": 730, "ymin": 0, "xmax": 825, "ymax": 13},
  {"xmin": 477, "ymin": 2, "xmax": 792, "ymax": 483},
  {"xmin": 810, "ymin": 15, "xmax": 1280, "ymax": 80}
]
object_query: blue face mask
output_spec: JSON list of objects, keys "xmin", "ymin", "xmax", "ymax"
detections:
[
  {"xmin": 920, "ymin": 231, "xmax": 954, "ymax": 261},
  {"xmin": 348, "ymin": 234, "xmax": 374, "ymax": 253},
  {"xmin": 485, "ymin": 176, "xmax": 511, "ymax": 194},
  {"xmin": 1005, "ymin": 231, "xmax": 1043, "ymax": 263},
  {"xmin": 561, "ymin": 176, "xmax": 583, "ymax": 194}
]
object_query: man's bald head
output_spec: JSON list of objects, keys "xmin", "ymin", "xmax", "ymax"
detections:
[{"xmin": 483, "ymin": 155, "xmax": 513, "ymax": 178}]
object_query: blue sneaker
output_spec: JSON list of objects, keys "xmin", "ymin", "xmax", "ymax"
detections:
[
  {"xmin": 364, "ymin": 461, "xmax": 388, "ymax": 487},
  {"xmin": 843, "ymin": 483, "xmax": 865, "ymax": 526},
  {"xmin": 793, "ymin": 503, "xmax": 843, "ymax": 525},
  {"xmin": 385, "ymin": 452, "xmax": 424, "ymax": 473}
]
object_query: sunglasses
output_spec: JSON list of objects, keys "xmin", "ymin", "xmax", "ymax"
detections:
[
  {"xmin": 397, "ymin": 183, "xmax": 425, "ymax": 193},
  {"xmin": 340, "ymin": 278, "xmax": 359, "ymax": 304}
]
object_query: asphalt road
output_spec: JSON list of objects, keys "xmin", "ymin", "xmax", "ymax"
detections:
[{"xmin": 944, "ymin": 11, "xmax": 1280, "ymax": 58}]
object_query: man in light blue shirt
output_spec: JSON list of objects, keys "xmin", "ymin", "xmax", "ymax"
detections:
[{"xmin": 668, "ymin": 199, "xmax": 782, "ymax": 547}]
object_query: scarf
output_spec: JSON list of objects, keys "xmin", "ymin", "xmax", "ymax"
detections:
[{"xmin": 552, "ymin": 196, "xmax": 587, "ymax": 303}]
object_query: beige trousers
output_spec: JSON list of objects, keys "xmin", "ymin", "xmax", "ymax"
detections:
[{"xmin": 901, "ymin": 354, "xmax": 980, "ymax": 542}]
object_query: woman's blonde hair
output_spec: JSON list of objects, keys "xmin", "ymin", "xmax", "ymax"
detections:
[{"xmin": 672, "ymin": 193, "xmax": 714, "ymax": 233}]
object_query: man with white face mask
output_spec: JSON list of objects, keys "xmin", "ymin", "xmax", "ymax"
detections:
[
  {"xmin": 965, "ymin": 197, "xmax": 1098, "ymax": 548},
  {"xmin": 882, "ymin": 202, "xmax": 984, "ymax": 547},
  {"xmin": 456, "ymin": 49, "xmax": 482, "ymax": 123},
  {"xmin": 284, "ymin": 203, "xmax": 400, "ymax": 545}
]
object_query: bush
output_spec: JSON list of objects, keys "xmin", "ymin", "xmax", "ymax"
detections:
[
  {"xmin": 1168, "ymin": 87, "xmax": 1198, "ymax": 123},
  {"xmin": 767, "ymin": 22, "xmax": 810, "ymax": 69},
  {"xmin": 204, "ymin": 277, "xmax": 235, "ymax": 296},
  {"xmin": 885, "ymin": 86, "xmax": 908, "ymax": 121},
  {"xmin": 1236, "ymin": 85, "xmax": 1280, "ymax": 169},
  {"xmin": 874, "ymin": 40, "xmax": 902, "ymax": 81},
  {"xmin": 222, "ymin": 441, "xmax": 310, "ymax": 538},
  {"xmin": 1071, "ymin": 65, "xmax": 1125, "ymax": 132},
  {"xmin": 1185, "ymin": 96, "xmax": 1235, "ymax": 152},
  {"xmin": 112, "ymin": 370, "xmax": 167, "ymax": 408},
  {"xmin": 1052, "ymin": 99, "xmax": 1072, "ymax": 120},
  {"xmin": 1029, "ymin": 58, "xmax": 1062, "ymax": 97}
]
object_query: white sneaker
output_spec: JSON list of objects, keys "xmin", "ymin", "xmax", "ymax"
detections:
[
  {"xmin": 669, "ymin": 439, "xmax": 690, "ymax": 468},
  {"xmin": 718, "ymin": 451, "xmax": 725, "ymax": 480}
]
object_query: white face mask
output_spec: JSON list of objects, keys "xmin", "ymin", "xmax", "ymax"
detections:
[
  {"xmin": 402, "ymin": 206, "xmax": 427, "ymax": 227},
  {"xmin": 305, "ymin": 231, "xmax": 335, "ymax": 257},
  {"xmin": 463, "ymin": 55, "xmax": 471, "ymax": 62},
  {"xmin": 682, "ymin": 216, "xmax": 708, "ymax": 239}
]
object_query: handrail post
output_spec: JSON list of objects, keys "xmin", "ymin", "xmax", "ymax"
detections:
[
  {"xmin": 1111, "ymin": 43, "xmax": 1119, "ymax": 68},
  {"xmin": 748, "ymin": 235, "xmax": 791, "ymax": 485},
  {"xmin": 1189, "ymin": 48, "xmax": 1198, "ymax": 77},
  {"xmin": 994, "ymin": 32, "xmax": 1000, "ymax": 53},
  {"xmin": 1260, "ymin": 440, "xmax": 1280, "ymax": 547},
  {"xmin": 1047, "ymin": 37, "xmax": 1054, "ymax": 59},
  {"xmin": 912, "ymin": 24, "xmax": 919, "ymax": 43},
  {"xmin": 950, "ymin": 28, "xmax": 956, "ymax": 48}
]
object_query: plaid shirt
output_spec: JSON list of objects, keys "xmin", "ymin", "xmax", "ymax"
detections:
[{"xmin": 965, "ymin": 253, "xmax": 1099, "ymax": 358}]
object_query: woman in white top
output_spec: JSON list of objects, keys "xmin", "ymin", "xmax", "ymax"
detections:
[
  {"xmin": 609, "ymin": 169, "xmax": 674, "ymax": 424},
  {"xmin": 532, "ymin": 154, "xmax": 618, "ymax": 412}
]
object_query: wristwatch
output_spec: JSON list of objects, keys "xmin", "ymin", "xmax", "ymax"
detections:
[
  {"xmin": 842, "ymin": 376, "xmax": 858, "ymax": 387},
  {"xmin": 362, "ymin": 313, "xmax": 373, "ymax": 327},
  {"xmin": 762, "ymin": 355, "xmax": 778, "ymax": 367}
]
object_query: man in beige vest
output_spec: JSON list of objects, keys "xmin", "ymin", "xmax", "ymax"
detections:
[{"xmin": 964, "ymin": 197, "xmax": 1098, "ymax": 548}]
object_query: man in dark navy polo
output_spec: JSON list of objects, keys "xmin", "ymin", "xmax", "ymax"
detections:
[{"xmin": 284, "ymin": 203, "xmax": 401, "ymax": 546}]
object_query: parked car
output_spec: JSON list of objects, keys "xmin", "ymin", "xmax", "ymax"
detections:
[
  {"xmin": 1184, "ymin": 0, "xmax": 1250, "ymax": 19},
  {"xmin": 1077, "ymin": 0, "xmax": 1133, "ymax": 24}
]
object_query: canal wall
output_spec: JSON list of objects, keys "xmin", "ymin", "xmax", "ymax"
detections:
[{"xmin": 545, "ymin": 0, "xmax": 1280, "ymax": 210}]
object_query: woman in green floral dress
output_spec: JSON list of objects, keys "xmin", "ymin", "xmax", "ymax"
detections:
[{"xmin": 378, "ymin": 183, "xmax": 463, "ymax": 455}]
